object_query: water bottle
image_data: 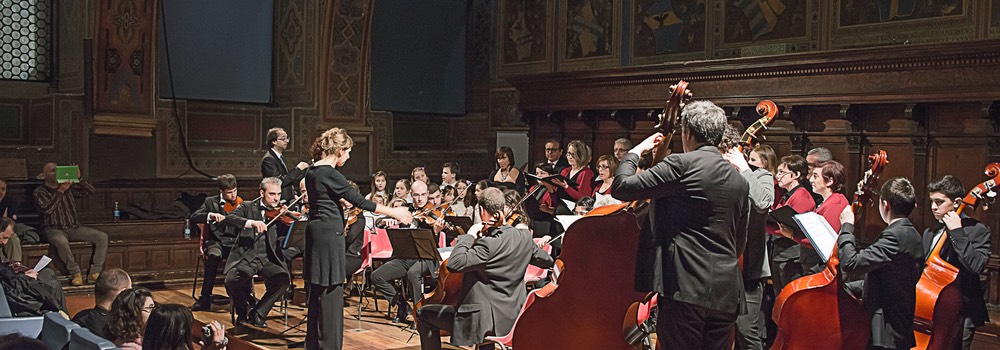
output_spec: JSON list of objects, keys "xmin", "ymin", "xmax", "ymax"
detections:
[
  {"xmin": 113, "ymin": 202, "xmax": 121, "ymax": 221},
  {"xmin": 184, "ymin": 218, "xmax": 192, "ymax": 240}
]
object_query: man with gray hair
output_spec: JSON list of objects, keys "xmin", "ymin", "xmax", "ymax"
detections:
[
  {"xmin": 613, "ymin": 138, "xmax": 633, "ymax": 161},
  {"xmin": 613, "ymin": 100, "xmax": 750, "ymax": 350},
  {"xmin": 220, "ymin": 177, "xmax": 290, "ymax": 328},
  {"xmin": 806, "ymin": 147, "xmax": 833, "ymax": 171}
]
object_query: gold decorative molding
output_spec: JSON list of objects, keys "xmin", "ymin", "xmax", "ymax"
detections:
[{"xmin": 93, "ymin": 114, "xmax": 157, "ymax": 137}]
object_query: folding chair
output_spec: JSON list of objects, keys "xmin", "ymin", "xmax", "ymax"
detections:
[
  {"xmin": 191, "ymin": 224, "xmax": 211, "ymax": 300},
  {"xmin": 39, "ymin": 311, "xmax": 79, "ymax": 350},
  {"xmin": 523, "ymin": 238, "xmax": 552, "ymax": 285},
  {"xmin": 484, "ymin": 284, "xmax": 556, "ymax": 349},
  {"xmin": 69, "ymin": 327, "xmax": 117, "ymax": 350},
  {"xmin": 350, "ymin": 229, "xmax": 374, "ymax": 318}
]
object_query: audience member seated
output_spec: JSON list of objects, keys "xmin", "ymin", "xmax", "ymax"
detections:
[
  {"xmin": 104, "ymin": 287, "xmax": 154, "ymax": 349},
  {"xmin": 0, "ymin": 217, "xmax": 65, "ymax": 313},
  {"xmin": 33, "ymin": 163, "xmax": 109, "ymax": 286},
  {"xmin": 0, "ymin": 256, "xmax": 64, "ymax": 316},
  {"xmin": 0, "ymin": 179, "xmax": 41, "ymax": 245},
  {"xmin": 0, "ymin": 333, "xmax": 46, "ymax": 350},
  {"xmin": 72, "ymin": 268, "xmax": 132, "ymax": 339},
  {"xmin": 143, "ymin": 304, "xmax": 227, "ymax": 350}
]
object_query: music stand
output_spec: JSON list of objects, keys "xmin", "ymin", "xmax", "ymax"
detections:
[
  {"xmin": 283, "ymin": 220, "xmax": 307, "ymax": 251},
  {"xmin": 443, "ymin": 216, "xmax": 473, "ymax": 244},
  {"xmin": 385, "ymin": 228, "xmax": 440, "ymax": 262}
]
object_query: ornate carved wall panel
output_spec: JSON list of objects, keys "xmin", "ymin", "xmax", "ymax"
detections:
[
  {"xmin": 320, "ymin": 0, "xmax": 371, "ymax": 124},
  {"xmin": 557, "ymin": 0, "xmax": 621, "ymax": 71},
  {"xmin": 498, "ymin": 0, "xmax": 554, "ymax": 76},
  {"xmin": 92, "ymin": 0, "xmax": 159, "ymax": 136},
  {"xmin": 273, "ymin": 0, "xmax": 319, "ymax": 108}
]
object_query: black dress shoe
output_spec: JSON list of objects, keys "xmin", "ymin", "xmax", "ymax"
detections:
[
  {"xmin": 392, "ymin": 303, "xmax": 411, "ymax": 324},
  {"xmin": 191, "ymin": 295, "xmax": 212, "ymax": 311},
  {"xmin": 248, "ymin": 312, "xmax": 268, "ymax": 328}
]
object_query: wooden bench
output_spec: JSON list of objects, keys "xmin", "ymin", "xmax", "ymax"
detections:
[{"xmin": 20, "ymin": 219, "xmax": 200, "ymax": 291}]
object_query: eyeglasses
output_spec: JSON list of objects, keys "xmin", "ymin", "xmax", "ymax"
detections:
[
  {"xmin": 596, "ymin": 164, "xmax": 609, "ymax": 169},
  {"xmin": 545, "ymin": 148, "xmax": 560, "ymax": 152},
  {"xmin": 776, "ymin": 171, "xmax": 791, "ymax": 178}
]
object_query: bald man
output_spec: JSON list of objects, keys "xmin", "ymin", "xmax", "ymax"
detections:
[{"xmin": 33, "ymin": 163, "xmax": 108, "ymax": 286}]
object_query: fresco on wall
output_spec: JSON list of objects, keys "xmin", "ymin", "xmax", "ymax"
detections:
[
  {"xmin": 558, "ymin": 0, "xmax": 620, "ymax": 70},
  {"xmin": 839, "ymin": 0, "xmax": 963, "ymax": 27},
  {"xmin": 991, "ymin": 1, "xmax": 1000, "ymax": 37},
  {"xmin": 724, "ymin": 0, "xmax": 806, "ymax": 43},
  {"xmin": 631, "ymin": 0, "xmax": 706, "ymax": 64},
  {"xmin": 499, "ymin": 0, "xmax": 553, "ymax": 75}
]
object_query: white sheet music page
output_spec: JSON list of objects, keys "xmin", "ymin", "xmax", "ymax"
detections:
[
  {"xmin": 555, "ymin": 215, "xmax": 583, "ymax": 232},
  {"xmin": 793, "ymin": 212, "xmax": 838, "ymax": 263}
]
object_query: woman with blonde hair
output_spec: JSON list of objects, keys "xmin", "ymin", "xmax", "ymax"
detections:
[
  {"xmin": 304, "ymin": 128, "xmax": 413, "ymax": 349},
  {"xmin": 553, "ymin": 140, "xmax": 596, "ymax": 202}
]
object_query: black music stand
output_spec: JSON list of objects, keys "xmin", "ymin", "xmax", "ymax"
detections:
[
  {"xmin": 443, "ymin": 216, "xmax": 473, "ymax": 243},
  {"xmin": 385, "ymin": 228, "xmax": 440, "ymax": 261}
]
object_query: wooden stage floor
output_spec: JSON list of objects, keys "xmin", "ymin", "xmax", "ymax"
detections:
[{"xmin": 65, "ymin": 281, "xmax": 465, "ymax": 349}]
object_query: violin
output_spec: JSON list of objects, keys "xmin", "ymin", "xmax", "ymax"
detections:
[
  {"xmin": 223, "ymin": 196, "xmax": 244, "ymax": 213},
  {"xmin": 771, "ymin": 150, "xmax": 887, "ymax": 350},
  {"xmin": 913, "ymin": 162, "xmax": 1000, "ymax": 350},
  {"xmin": 738, "ymin": 100, "xmax": 778, "ymax": 158},
  {"xmin": 263, "ymin": 195, "xmax": 305, "ymax": 227},
  {"xmin": 345, "ymin": 206, "xmax": 362, "ymax": 226}
]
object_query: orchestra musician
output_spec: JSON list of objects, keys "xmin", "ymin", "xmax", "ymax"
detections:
[
  {"xmin": 220, "ymin": 177, "xmax": 291, "ymax": 329},
  {"xmin": 837, "ymin": 177, "xmax": 925, "ymax": 350},
  {"xmin": 261, "ymin": 127, "xmax": 309, "ymax": 204},
  {"xmin": 611, "ymin": 100, "xmax": 750, "ymax": 350},
  {"xmin": 303, "ymin": 128, "xmax": 412, "ymax": 350},
  {"xmin": 923, "ymin": 175, "xmax": 992, "ymax": 349},
  {"xmin": 370, "ymin": 180, "xmax": 445, "ymax": 324},
  {"xmin": 768, "ymin": 155, "xmax": 816, "ymax": 291},
  {"xmin": 415, "ymin": 187, "xmax": 553, "ymax": 350},
  {"xmin": 719, "ymin": 126, "xmax": 775, "ymax": 350},
  {"xmin": 188, "ymin": 174, "xmax": 242, "ymax": 311}
]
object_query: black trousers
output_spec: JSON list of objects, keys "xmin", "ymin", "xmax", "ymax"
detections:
[
  {"xmin": 198, "ymin": 244, "xmax": 231, "ymax": 298},
  {"xmin": 656, "ymin": 297, "xmax": 738, "ymax": 350},
  {"xmin": 416, "ymin": 304, "xmax": 494, "ymax": 350},
  {"xmin": 306, "ymin": 283, "xmax": 343, "ymax": 350},
  {"xmin": 371, "ymin": 258, "xmax": 435, "ymax": 305},
  {"xmin": 224, "ymin": 260, "xmax": 289, "ymax": 319}
]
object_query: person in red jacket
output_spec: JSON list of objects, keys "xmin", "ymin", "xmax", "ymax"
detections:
[
  {"xmin": 767, "ymin": 155, "xmax": 817, "ymax": 291},
  {"xmin": 781, "ymin": 160, "xmax": 849, "ymax": 274},
  {"xmin": 552, "ymin": 140, "xmax": 596, "ymax": 202}
]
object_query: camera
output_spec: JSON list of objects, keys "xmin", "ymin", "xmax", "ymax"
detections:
[{"xmin": 202, "ymin": 324, "xmax": 213, "ymax": 344}]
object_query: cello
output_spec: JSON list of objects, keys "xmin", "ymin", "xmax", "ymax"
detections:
[
  {"xmin": 771, "ymin": 150, "xmax": 888, "ymax": 350},
  {"xmin": 913, "ymin": 162, "xmax": 1000, "ymax": 349},
  {"xmin": 512, "ymin": 82, "xmax": 691, "ymax": 349},
  {"xmin": 737, "ymin": 100, "xmax": 779, "ymax": 158}
]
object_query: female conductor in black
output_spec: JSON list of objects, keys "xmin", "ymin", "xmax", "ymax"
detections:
[{"xmin": 304, "ymin": 127, "xmax": 413, "ymax": 350}]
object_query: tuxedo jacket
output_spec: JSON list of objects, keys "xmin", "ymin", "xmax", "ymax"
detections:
[
  {"xmin": 612, "ymin": 146, "xmax": 750, "ymax": 314},
  {"xmin": 838, "ymin": 219, "xmax": 925, "ymax": 349},
  {"xmin": 222, "ymin": 200, "xmax": 287, "ymax": 274},
  {"xmin": 189, "ymin": 195, "xmax": 240, "ymax": 249},
  {"xmin": 921, "ymin": 214, "xmax": 991, "ymax": 325},
  {"xmin": 261, "ymin": 149, "xmax": 305, "ymax": 203},
  {"xmin": 445, "ymin": 226, "xmax": 553, "ymax": 346}
]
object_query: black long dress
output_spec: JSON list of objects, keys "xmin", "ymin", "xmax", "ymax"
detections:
[{"xmin": 303, "ymin": 164, "xmax": 376, "ymax": 350}]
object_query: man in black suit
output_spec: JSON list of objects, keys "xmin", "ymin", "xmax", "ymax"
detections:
[
  {"xmin": 261, "ymin": 127, "xmax": 308, "ymax": 204},
  {"xmin": 718, "ymin": 126, "xmax": 775, "ymax": 350},
  {"xmin": 542, "ymin": 138, "xmax": 570, "ymax": 173},
  {"xmin": 188, "ymin": 174, "xmax": 242, "ymax": 311},
  {"xmin": 924, "ymin": 175, "xmax": 991, "ymax": 349},
  {"xmin": 415, "ymin": 187, "xmax": 553, "ymax": 350},
  {"xmin": 612, "ymin": 100, "xmax": 750, "ymax": 350},
  {"xmin": 222, "ymin": 177, "xmax": 290, "ymax": 328},
  {"xmin": 838, "ymin": 177, "xmax": 925, "ymax": 350}
]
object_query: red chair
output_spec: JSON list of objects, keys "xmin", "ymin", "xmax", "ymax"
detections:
[
  {"xmin": 190, "ymin": 224, "xmax": 212, "ymax": 299},
  {"xmin": 350, "ymin": 229, "xmax": 374, "ymax": 318},
  {"xmin": 370, "ymin": 228, "xmax": 393, "ymax": 260},
  {"xmin": 523, "ymin": 239, "xmax": 552, "ymax": 285}
]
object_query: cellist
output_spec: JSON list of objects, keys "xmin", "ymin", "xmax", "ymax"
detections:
[
  {"xmin": 188, "ymin": 174, "xmax": 243, "ymax": 311},
  {"xmin": 837, "ymin": 177, "xmax": 925, "ymax": 350},
  {"xmin": 923, "ymin": 175, "xmax": 991, "ymax": 349},
  {"xmin": 415, "ymin": 187, "xmax": 553, "ymax": 350},
  {"xmin": 611, "ymin": 100, "xmax": 751, "ymax": 350}
]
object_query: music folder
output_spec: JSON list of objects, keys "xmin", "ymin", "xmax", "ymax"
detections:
[
  {"xmin": 385, "ymin": 228, "xmax": 440, "ymax": 261},
  {"xmin": 768, "ymin": 206, "xmax": 799, "ymax": 229},
  {"xmin": 283, "ymin": 220, "xmax": 307, "ymax": 250},
  {"xmin": 792, "ymin": 212, "xmax": 839, "ymax": 263},
  {"xmin": 525, "ymin": 172, "xmax": 578, "ymax": 189}
]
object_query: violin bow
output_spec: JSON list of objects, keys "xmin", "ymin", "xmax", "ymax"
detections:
[{"xmin": 264, "ymin": 194, "xmax": 305, "ymax": 227}]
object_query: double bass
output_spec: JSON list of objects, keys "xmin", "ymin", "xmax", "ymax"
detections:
[
  {"xmin": 512, "ymin": 81, "xmax": 692, "ymax": 349},
  {"xmin": 771, "ymin": 150, "xmax": 888, "ymax": 350},
  {"xmin": 913, "ymin": 162, "xmax": 1000, "ymax": 349},
  {"xmin": 737, "ymin": 100, "xmax": 779, "ymax": 158}
]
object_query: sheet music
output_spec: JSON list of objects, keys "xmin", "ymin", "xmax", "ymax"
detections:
[
  {"xmin": 561, "ymin": 199, "xmax": 576, "ymax": 211},
  {"xmin": 555, "ymin": 215, "xmax": 583, "ymax": 232},
  {"xmin": 33, "ymin": 255, "xmax": 52, "ymax": 272},
  {"xmin": 438, "ymin": 247, "xmax": 453, "ymax": 261},
  {"xmin": 792, "ymin": 212, "xmax": 839, "ymax": 263}
]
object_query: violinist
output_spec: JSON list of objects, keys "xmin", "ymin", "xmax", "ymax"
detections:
[
  {"xmin": 188, "ymin": 174, "xmax": 243, "ymax": 311},
  {"xmin": 837, "ymin": 177, "xmax": 924, "ymax": 350},
  {"xmin": 923, "ymin": 175, "xmax": 991, "ymax": 349},
  {"xmin": 611, "ymin": 100, "xmax": 750, "ymax": 350},
  {"xmin": 415, "ymin": 187, "xmax": 553, "ymax": 350},
  {"xmin": 220, "ymin": 177, "xmax": 291, "ymax": 329},
  {"xmin": 370, "ymin": 180, "xmax": 442, "ymax": 325},
  {"xmin": 720, "ymin": 126, "xmax": 775, "ymax": 350}
]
